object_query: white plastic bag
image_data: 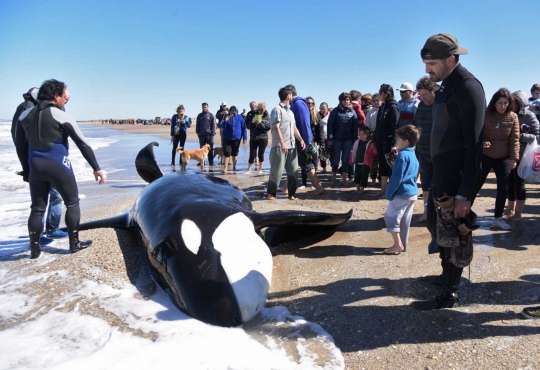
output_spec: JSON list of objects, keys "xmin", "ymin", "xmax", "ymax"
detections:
[{"xmin": 517, "ymin": 137, "xmax": 540, "ymax": 183}]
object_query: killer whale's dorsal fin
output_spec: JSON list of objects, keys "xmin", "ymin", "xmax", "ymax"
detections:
[
  {"xmin": 136, "ymin": 142, "xmax": 164, "ymax": 183},
  {"xmin": 78, "ymin": 213, "xmax": 133, "ymax": 231},
  {"xmin": 249, "ymin": 209, "xmax": 353, "ymax": 232}
]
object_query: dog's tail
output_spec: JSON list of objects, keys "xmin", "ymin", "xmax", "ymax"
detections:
[{"xmin": 177, "ymin": 147, "xmax": 184, "ymax": 154}]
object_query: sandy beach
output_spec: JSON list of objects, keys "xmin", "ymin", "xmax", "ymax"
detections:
[{"xmin": 4, "ymin": 121, "xmax": 540, "ymax": 369}]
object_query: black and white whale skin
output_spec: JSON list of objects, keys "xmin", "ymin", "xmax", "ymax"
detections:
[{"xmin": 78, "ymin": 142, "xmax": 352, "ymax": 327}]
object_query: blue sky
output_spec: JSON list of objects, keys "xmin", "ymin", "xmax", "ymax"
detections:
[{"xmin": 1, "ymin": 0, "xmax": 538, "ymax": 120}]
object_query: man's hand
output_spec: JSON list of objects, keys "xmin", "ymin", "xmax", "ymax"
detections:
[
  {"xmin": 242, "ymin": 140, "xmax": 246, "ymax": 145},
  {"xmin": 483, "ymin": 141, "xmax": 491, "ymax": 149},
  {"xmin": 94, "ymin": 170, "xmax": 106, "ymax": 184},
  {"xmin": 280, "ymin": 141, "xmax": 288, "ymax": 154},
  {"xmin": 508, "ymin": 159, "xmax": 517, "ymax": 171},
  {"xmin": 170, "ymin": 136, "xmax": 174, "ymax": 142},
  {"xmin": 390, "ymin": 146, "xmax": 398, "ymax": 154},
  {"xmin": 300, "ymin": 140, "xmax": 306, "ymax": 150},
  {"xmin": 454, "ymin": 199, "xmax": 471, "ymax": 219}
]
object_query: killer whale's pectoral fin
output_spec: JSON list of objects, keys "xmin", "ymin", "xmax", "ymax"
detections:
[
  {"xmin": 70, "ymin": 213, "xmax": 133, "ymax": 231},
  {"xmin": 248, "ymin": 209, "xmax": 353, "ymax": 248},
  {"xmin": 136, "ymin": 142, "xmax": 164, "ymax": 184},
  {"xmin": 249, "ymin": 209, "xmax": 353, "ymax": 231}
]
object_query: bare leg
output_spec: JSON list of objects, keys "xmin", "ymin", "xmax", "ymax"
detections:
[
  {"xmin": 258, "ymin": 161, "xmax": 264, "ymax": 173},
  {"xmin": 384, "ymin": 232, "xmax": 404, "ymax": 254},
  {"xmin": 306, "ymin": 169, "xmax": 324, "ymax": 195},
  {"xmin": 244, "ymin": 163, "xmax": 253, "ymax": 175},
  {"xmin": 503, "ymin": 200, "xmax": 515, "ymax": 219},
  {"xmin": 379, "ymin": 176, "xmax": 388, "ymax": 197},
  {"xmin": 416, "ymin": 190, "xmax": 429, "ymax": 222},
  {"xmin": 223, "ymin": 157, "xmax": 230, "ymax": 173},
  {"xmin": 232, "ymin": 156, "xmax": 238, "ymax": 172}
]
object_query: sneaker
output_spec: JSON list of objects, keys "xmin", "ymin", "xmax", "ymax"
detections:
[
  {"xmin": 46, "ymin": 229, "xmax": 69, "ymax": 239},
  {"xmin": 39, "ymin": 235, "xmax": 54, "ymax": 245},
  {"xmin": 491, "ymin": 217, "xmax": 511, "ymax": 230}
]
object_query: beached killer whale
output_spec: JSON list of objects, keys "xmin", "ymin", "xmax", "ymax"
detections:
[{"xmin": 78, "ymin": 142, "xmax": 352, "ymax": 327}]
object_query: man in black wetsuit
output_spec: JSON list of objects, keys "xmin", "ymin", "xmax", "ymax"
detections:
[
  {"xmin": 412, "ymin": 34, "xmax": 485, "ymax": 310},
  {"xmin": 15, "ymin": 79, "xmax": 106, "ymax": 259}
]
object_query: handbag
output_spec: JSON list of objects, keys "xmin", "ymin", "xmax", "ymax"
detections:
[{"xmin": 517, "ymin": 137, "xmax": 540, "ymax": 183}]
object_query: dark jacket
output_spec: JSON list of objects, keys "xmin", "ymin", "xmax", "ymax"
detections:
[
  {"xmin": 246, "ymin": 110, "xmax": 271, "ymax": 141},
  {"xmin": 196, "ymin": 111, "xmax": 216, "ymax": 137},
  {"xmin": 11, "ymin": 88, "xmax": 39, "ymax": 143},
  {"xmin": 221, "ymin": 113, "xmax": 248, "ymax": 141},
  {"xmin": 327, "ymin": 105, "xmax": 358, "ymax": 142},
  {"xmin": 170, "ymin": 114, "xmax": 191, "ymax": 136},
  {"xmin": 374, "ymin": 98, "xmax": 399, "ymax": 146}
]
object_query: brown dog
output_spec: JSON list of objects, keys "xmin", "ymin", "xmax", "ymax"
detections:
[
  {"xmin": 177, "ymin": 144, "xmax": 211, "ymax": 171},
  {"xmin": 212, "ymin": 146, "xmax": 224, "ymax": 165}
]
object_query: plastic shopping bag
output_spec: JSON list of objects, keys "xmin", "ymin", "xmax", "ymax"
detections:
[{"xmin": 517, "ymin": 137, "xmax": 540, "ymax": 183}]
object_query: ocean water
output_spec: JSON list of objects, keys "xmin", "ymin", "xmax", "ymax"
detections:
[{"xmin": 0, "ymin": 121, "xmax": 344, "ymax": 370}]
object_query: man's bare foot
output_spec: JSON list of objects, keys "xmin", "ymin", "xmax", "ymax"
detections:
[
  {"xmin": 288, "ymin": 195, "xmax": 296, "ymax": 200},
  {"xmin": 243, "ymin": 171, "xmax": 251, "ymax": 175},
  {"xmin": 298, "ymin": 185, "xmax": 306, "ymax": 190},
  {"xmin": 258, "ymin": 170, "xmax": 264, "ymax": 174},
  {"xmin": 313, "ymin": 186, "xmax": 325, "ymax": 195},
  {"xmin": 267, "ymin": 194, "xmax": 277, "ymax": 200}
]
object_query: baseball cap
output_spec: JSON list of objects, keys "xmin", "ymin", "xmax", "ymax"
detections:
[
  {"xmin": 397, "ymin": 82, "xmax": 414, "ymax": 91},
  {"xmin": 221, "ymin": 102, "xmax": 227, "ymax": 106},
  {"xmin": 421, "ymin": 33, "xmax": 469, "ymax": 60}
]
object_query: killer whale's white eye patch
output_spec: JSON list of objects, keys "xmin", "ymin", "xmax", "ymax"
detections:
[{"xmin": 181, "ymin": 219, "xmax": 201, "ymax": 254}]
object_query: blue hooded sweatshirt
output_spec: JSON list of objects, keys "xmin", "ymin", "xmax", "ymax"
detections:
[
  {"xmin": 221, "ymin": 113, "xmax": 248, "ymax": 141},
  {"xmin": 291, "ymin": 96, "xmax": 312, "ymax": 144}
]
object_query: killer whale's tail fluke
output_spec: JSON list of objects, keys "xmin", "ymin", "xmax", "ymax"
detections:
[
  {"xmin": 77, "ymin": 213, "xmax": 133, "ymax": 231},
  {"xmin": 136, "ymin": 142, "xmax": 164, "ymax": 183},
  {"xmin": 249, "ymin": 209, "xmax": 353, "ymax": 249}
]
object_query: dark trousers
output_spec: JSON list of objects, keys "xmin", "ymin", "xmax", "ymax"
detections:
[
  {"xmin": 249, "ymin": 139, "xmax": 268, "ymax": 164},
  {"xmin": 198, "ymin": 135, "xmax": 214, "ymax": 165},
  {"xmin": 354, "ymin": 164, "xmax": 370, "ymax": 187},
  {"xmin": 473, "ymin": 155, "xmax": 510, "ymax": 218},
  {"xmin": 508, "ymin": 164, "xmax": 526, "ymax": 201},
  {"xmin": 171, "ymin": 131, "xmax": 187, "ymax": 164}
]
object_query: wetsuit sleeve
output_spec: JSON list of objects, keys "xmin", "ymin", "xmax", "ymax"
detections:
[
  {"xmin": 456, "ymin": 79, "xmax": 485, "ymax": 199},
  {"xmin": 52, "ymin": 110, "xmax": 101, "ymax": 171},
  {"xmin": 15, "ymin": 117, "xmax": 30, "ymax": 179}
]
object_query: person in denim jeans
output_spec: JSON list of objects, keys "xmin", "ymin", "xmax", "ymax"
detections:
[
  {"xmin": 327, "ymin": 92, "xmax": 358, "ymax": 187},
  {"xmin": 44, "ymin": 186, "xmax": 67, "ymax": 239}
]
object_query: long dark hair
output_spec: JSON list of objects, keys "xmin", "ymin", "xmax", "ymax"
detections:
[{"xmin": 487, "ymin": 88, "xmax": 514, "ymax": 114}]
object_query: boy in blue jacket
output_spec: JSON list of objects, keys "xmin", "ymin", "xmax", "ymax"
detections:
[{"xmin": 383, "ymin": 125, "xmax": 420, "ymax": 254}]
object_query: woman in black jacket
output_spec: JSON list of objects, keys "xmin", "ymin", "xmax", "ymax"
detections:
[
  {"xmin": 245, "ymin": 102, "xmax": 271, "ymax": 174},
  {"xmin": 374, "ymin": 84, "xmax": 399, "ymax": 197}
]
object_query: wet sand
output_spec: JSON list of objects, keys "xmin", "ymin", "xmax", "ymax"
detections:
[{"xmin": 10, "ymin": 121, "xmax": 540, "ymax": 369}]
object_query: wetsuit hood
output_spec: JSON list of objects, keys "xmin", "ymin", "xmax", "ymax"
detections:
[{"xmin": 23, "ymin": 88, "xmax": 39, "ymax": 105}]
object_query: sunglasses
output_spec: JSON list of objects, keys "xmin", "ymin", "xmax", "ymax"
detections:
[{"xmin": 307, "ymin": 102, "xmax": 314, "ymax": 105}]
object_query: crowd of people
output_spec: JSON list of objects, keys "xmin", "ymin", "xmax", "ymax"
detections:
[{"xmin": 10, "ymin": 33, "xmax": 540, "ymax": 317}]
